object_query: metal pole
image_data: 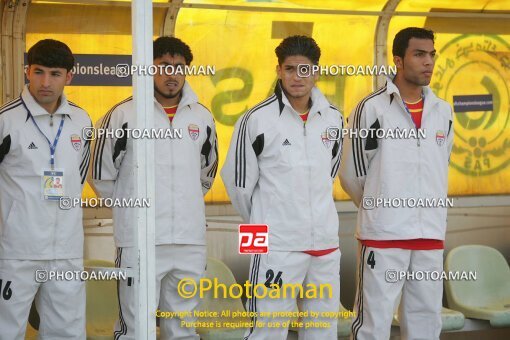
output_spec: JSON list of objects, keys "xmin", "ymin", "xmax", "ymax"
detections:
[
  {"xmin": 374, "ymin": 0, "xmax": 401, "ymax": 90},
  {"xmin": 132, "ymin": 0, "xmax": 156, "ymax": 339}
]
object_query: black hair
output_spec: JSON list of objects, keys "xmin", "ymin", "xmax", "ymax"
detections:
[
  {"xmin": 392, "ymin": 27, "xmax": 435, "ymax": 58},
  {"xmin": 153, "ymin": 36, "xmax": 193, "ymax": 65},
  {"xmin": 27, "ymin": 39, "xmax": 75, "ymax": 71},
  {"xmin": 275, "ymin": 35, "xmax": 321, "ymax": 65}
]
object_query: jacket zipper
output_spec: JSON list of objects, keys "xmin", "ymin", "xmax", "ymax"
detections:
[
  {"xmin": 52, "ymin": 121, "xmax": 58, "ymax": 258},
  {"xmin": 302, "ymin": 119, "xmax": 314, "ymax": 249},
  {"xmin": 399, "ymin": 98, "xmax": 421, "ymax": 147},
  {"xmin": 53, "ymin": 204, "xmax": 58, "ymax": 258},
  {"xmin": 168, "ymin": 109, "xmax": 175, "ymax": 242},
  {"xmin": 402, "ymin": 99, "xmax": 425, "ymax": 235},
  {"xmin": 417, "ymin": 100, "xmax": 427, "ymax": 237}
]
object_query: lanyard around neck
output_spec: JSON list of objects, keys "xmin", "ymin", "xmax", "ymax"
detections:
[{"xmin": 21, "ymin": 97, "xmax": 65, "ymax": 170}]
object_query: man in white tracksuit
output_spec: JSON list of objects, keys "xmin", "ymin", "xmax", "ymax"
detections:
[
  {"xmin": 339, "ymin": 27, "xmax": 454, "ymax": 340},
  {"xmin": 90, "ymin": 36, "xmax": 218, "ymax": 340},
  {"xmin": 222, "ymin": 35, "xmax": 344, "ymax": 340},
  {"xmin": 0, "ymin": 39, "xmax": 91, "ymax": 339}
]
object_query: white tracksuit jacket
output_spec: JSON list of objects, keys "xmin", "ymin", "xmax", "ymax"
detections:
[
  {"xmin": 339, "ymin": 79, "xmax": 454, "ymax": 241},
  {"xmin": 0, "ymin": 86, "xmax": 91, "ymax": 260},
  {"xmin": 221, "ymin": 83, "xmax": 344, "ymax": 251},
  {"xmin": 91, "ymin": 82, "xmax": 218, "ymax": 247}
]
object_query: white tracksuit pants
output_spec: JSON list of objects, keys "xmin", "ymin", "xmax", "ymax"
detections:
[
  {"xmin": 0, "ymin": 258, "xmax": 86, "ymax": 340},
  {"xmin": 114, "ymin": 244, "xmax": 206, "ymax": 340},
  {"xmin": 244, "ymin": 249, "xmax": 340, "ymax": 340},
  {"xmin": 351, "ymin": 244, "xmax": 443, "ymax": 340}
]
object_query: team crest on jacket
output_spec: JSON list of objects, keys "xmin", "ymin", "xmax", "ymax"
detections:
[
  {"xmin": 436, "ymin": 130, "xmax": 445, "ymax": 146},
  {"xmin": 70, "ymin": 134, "xmax": 82, "ymax": 151},
  {"xmin": 321, "ymin": 131, "xmax": 331, "ymax": 148},
  {"xmin": 188, "ymin": 124, "xmax": 200, "ymax": 141}
]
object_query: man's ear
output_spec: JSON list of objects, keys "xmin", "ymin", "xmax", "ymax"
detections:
[
  {"xmin": 25, "ymin": 66, "xmax": 32, "ymax": 80},
  {"xmin": 65, "ymin": 71, "xmax": 74, "ymax": 85},
  {"xmin": 393, "ymin": 55, "xmax": 403, "ymax": 70},
  {"xmin": 276, "ymin": 64, "xmax": 282, "ymax": 80}
]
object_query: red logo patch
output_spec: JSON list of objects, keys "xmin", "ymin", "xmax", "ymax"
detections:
[
  {"xmin": 70, "ymin": 134, "xmax": 82, "ymax": 151},
  {"xmin": 188, "ymin": 124, "xmax": 200, "ymax": 141},
  {"xmin": 239, "ymin": 224, "xmax": 269, "ymax": 254}
]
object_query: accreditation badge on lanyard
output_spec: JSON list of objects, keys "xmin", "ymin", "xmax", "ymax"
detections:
[
  {"xmin": 21, "ymin": 98, "xmax": 66, "ymax": 200},
  {"xmin": 42, "ymin": 169, "xmax": 65, "ymax": 200}
]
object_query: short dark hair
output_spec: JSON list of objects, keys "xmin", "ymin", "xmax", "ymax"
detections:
[
  {"xmin": 392, "ymin": 27, "xmax": 435, "ymax": 58},
  {"xmin": 275, "ymin": 35, "xmax": 321, "ymax": 65},
  {"xmin": 27, "ymin": 39, "xmax": 75, "ymax": 71},
  {"xmin": 153, "ymin": 36, "xmax": 193, "ymax": 65}
]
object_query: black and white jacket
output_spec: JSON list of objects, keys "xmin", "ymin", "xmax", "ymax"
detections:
[
  {"xmin": 221, "ymin": 82, "xmax": 344, "ymax": 251},
  {"xmin": 0, "ymin": 86, "xmax": 91, "ymax": 260},
  {"xmin": 91, "ymin": 82, "xmax": 218, "ymax": 247},
  {"xmin": 340, "ymin": 79, "xmax": 454, "ymax": 241}
]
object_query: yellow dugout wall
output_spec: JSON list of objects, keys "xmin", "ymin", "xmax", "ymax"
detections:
[{"xmin": 20, "ymin": 0, "xmax": 510, "ymax": 201}]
